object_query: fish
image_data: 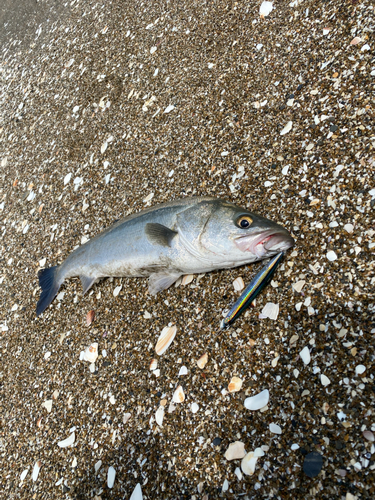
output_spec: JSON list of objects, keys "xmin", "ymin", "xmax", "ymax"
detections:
[
  {"xmin": 36, "ymin": 197, "xmax": 294, "ymax": 316},
  {"xmin": 221, "ymin": 251, "xmax": 284, "ymax": 329}
]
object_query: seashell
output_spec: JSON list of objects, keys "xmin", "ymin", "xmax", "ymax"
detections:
[
  {"xmin": 143, "ymin": 192, "xmax": 154, "ymax": 203},
  {"xmin": 260, "ymin": 302, "xmax": 279, "ymax": 320},
  {"xmin": 95, "ymin": 460, "xmax": 102, "ymax": 472},
  {"xmin": 163, "ymin": 104, "xmax": 175, "ymax": 114},
  {"xmin": 71, "ymin": 457, "xmax": 77, "ymax": 468},
  {"xmin": 181, "ymin": 274, "xmax": 194, "ymax": 285},
  {"xmin": 113, "ymin": 285, "xmax": 122, "ymax": 297},
  {"xmin": 83, "ymin": 343, "xmax": 98, "ymax": 363},
  {"xmin": 155, "ymin": 325, "xmax": 177, "ymax": 356},
  {"xmin": 20, "ymin": 469, "xmax": 29, "ymax": 481},
  {"xmin": 32, "ymin": 461, "xmax": 42, "ymax": 482},
  {"xmin": 107, "ymin": 466, "xmax": 116, "ymax": 488},
  {"xmin": 350, "ymin": 36, "xmax": 361, "ymax": 45},
  {"xmin": 149, "ymin": 359, "xmax": 158, "ymax": 371},
  {"xmin": 86, "ymin": 310, "xmax": 95, "ymax": 326},
  {"xmin": 58, "ymin": 431, "xmax": 75, "ymax": 448},
  {"xmin": 196, "ymin": 353, "xmax": 208, "ymax": 369},
  {"xmin": 321, "ymin": 374, "xmax": 331, "ymax": 386},
  {"xmin": 244, "ymin": 389, "xmax": 269, "ymax": 411},
  {"xmin": 191, "ymin": 402, "xmax": 199, "ymax": 413},
  {"xmin": 42, "ymin": 400, "xmax": 53, "ymax": 413},
  {"xmin": 241, "ymin": 452, "xmax": 257, "ymax": 475},
  {"xmin": 233, "ymin": 277, "xmax": 244, "ymax": 291},
  {"xmin": 172, "ymin": 385, "xmax": 185, "ymax": 403},
  {"xmin": 155, "ymin": 406, "xmax": 164, "ymax": 427},
  {"xmin": 280, "ymin": 121, "xmax": 293, "ymax": 135},
  {"xmin": 299, "ymin": 346, "xmax": 311, "ymax": 365},
  {"xmin": 36, "ymin": 416, "xmax": 42, "ymax": 428},
  {"xmin": 123, "ymin": 413, "xmax": 131, "ymax": 424},
  {"xmin": 269, "ymin": 423, "xmax": 282, "ymax": 434},
  {"xmin": 52, "ymin": 390, "xmax": 59, "ymax": 400},
  {"xmin": 355, "ymin": 365, "xmax": 366, "ymax": 375},
  {"xmin": 292, "ymin": 280, "xmax": 305, "ymax": 293},
  {"xmin": 228, "ymin": 376, "xmax": 243, "ymax": 393},
  {"xmin": 224, "ymin": 441, "xmax": 246, "ymax": 461},
  {"xmin": 178, "ymin": 365, "xmax": 188, "ymax": 376},
  {"xmin": 259, "ymin": 1, "xmax": 273, "ymax": 17},
  {"xmin": 130, "ymin": 484, "xmax": 143, "ymax": 500}
]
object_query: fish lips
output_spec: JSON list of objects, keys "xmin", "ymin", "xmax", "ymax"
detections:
[{"xmin": 235, "ymin": 229, "xmax": 295, "ymax": 258}]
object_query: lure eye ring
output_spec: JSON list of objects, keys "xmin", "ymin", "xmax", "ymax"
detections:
[{"xmin": 236, "ymin": 215, "xmax": 253, "ymax": 229}]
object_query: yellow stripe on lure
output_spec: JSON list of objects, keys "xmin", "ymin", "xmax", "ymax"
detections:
[{"xmin": 221, "ymin": 252, "xmax": 284, "ymax": 329}]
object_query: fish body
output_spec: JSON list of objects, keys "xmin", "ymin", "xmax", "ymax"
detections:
[{"xmin": 36, "ymin": 197, "xmax": 294, "ymax": 316}]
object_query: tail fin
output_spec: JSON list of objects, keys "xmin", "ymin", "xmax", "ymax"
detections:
[{"xmin": 36, "ymin": 266, "xmax": 61, "ymax": 317}]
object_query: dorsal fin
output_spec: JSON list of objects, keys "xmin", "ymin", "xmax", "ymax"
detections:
[
  {"xmin": 80, "ymin": 275, "xmax": 97, "ymax": 295},
  {"xmin": 145, "ymin": 223, "xmax": 178, "ymax": 247}
]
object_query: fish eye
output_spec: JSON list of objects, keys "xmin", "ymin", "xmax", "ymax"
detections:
[{"xmin": 237, "ymin": 215, "xmax": 253, "ymax": 229}]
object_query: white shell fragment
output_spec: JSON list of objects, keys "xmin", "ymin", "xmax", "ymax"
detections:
[
  {"xmin": 244, "ymin": 389, "xmax": 270, "ymax": 410},
  {"xmin": 280, "ymin": 121, "xmax": 293, "ymax": 135},
  {"xmin": 241, "ymin": 449, "xmax": 263, "ymax": 475},
  {"xmin": 326, "ymin": 250, "xmax": 337, "ymax": 261},
  {"xmin": 224, "ymin": 441, "xmax": 246, "ymax": 461},
  {"xmin": 113, "ymin": 285, "xmax": 122, "ymax": 297},
  {"xmin": 42, "ymin": 400, "xmax": 53, "ymax": 413},
  {"xmin": 130, "ymin": 483, "xmax": 143, "ymax": 500},
  {"xmin": 155, "ymin": 406, "xmax": 164, "ymax": 427},
  {"xmin": 363, "ymin": 430, "xmax": 374, "ymax": 442},
  {"xmin": 107, "ymin": 466, "xmax": 116, "ymax": 488},
  {"xmin": 355, "ymin": 365, "xmax": 366, "ymax": 375},
  {"xmin": 292, "ymin": 280, "xmax": 305, "ymax": 293},
  {"xmin": 228, "ymin": 376, "xmax": 243, "ymax": 393},
  {"xmin": 83, "ymin": 343, "xmax": 98, "ymax": 363},
  {"xmin": 260, "ymin": 1, "xmax": 273, "ymax": 17},
  {"xmin": 260, "ymin": 302, "xmax": 279, "ymax": 320},
  {"xmin": 321, "ymin": 374, "xmax": 331, "ymax": 386},
  {"xmin": 163, "ymin": 104, "xmax": 175, "ymax": 114},
  {"xmin": 233, "ymin": 277, "xmax": 245, "ymax": 291},
  {"xmin": 63, "ymin": 172, "xmax": 72, "ymax": 185},
  {"xmin": 32, "ymin": 461, "xmax": 42, "ymax": 482},
  {"xmin": 191, "ymin": 402, "xmax": 199, "ymax": 413},
  {"xmin": 143, "ymin": 192, "xmax": 154, "ymax": 203},
  {"xmin": 196, "ymin": 353, "xmax": 208, "ymax": 369},
  {"xmin": 57, "ymin": 431, "xmax": 75, "ymax": 448},
  {"xmin": 20, "ymin": 469, "xmax": 29, "ymax": 482},
  {"xmin": 172, "ymin": 385, "xmax": 185, "ymax": 403},
  {"xmin": 155, "ymin": 325, "xmax": 177, "ymax": 355},
  {"xmin": 149, "ymin": 359, "xmax": 158, "ymax": 371},
  {"xmin": 269, "ymin": 423, "xmax": 282, "ymax": 435},
  {"xmin": 299, "ymin": 346, "xmax": 311, "ymax": 365},
  {"xmin": 178, "ymin": 365, "xmax": 188, "ymax": 376}
]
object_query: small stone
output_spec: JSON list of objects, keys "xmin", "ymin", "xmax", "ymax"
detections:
[
  {"xmin": 213, "ymin": 437, "xmax": 222, "ymax": 446},
  {"xmin": 224, "ymin": 441, "xmax": 246, "ymax": 461},
  {"xmin": 129, "ymin": 484, "xmax": 143, "ymax": 500},
  {"xmin": 228, "ymin": 376, "xmax": 243, "ymax": 393},
  {"xmin": 303, "ymin": 451, "xmax": 323, "ymax": 478},
  {"xmin": 355, "ymin": 365, "xmax": 366, "ymax": 375}
]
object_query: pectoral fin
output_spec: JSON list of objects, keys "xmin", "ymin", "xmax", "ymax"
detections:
[
  {"xmin": 148, "ymin": 272, "xmax": 181, "ymax": 295},
  {"xmin": 80, "ymin": 275, "xmax": 97, "ymax": 295},
  {"xmin": 145, "ymin": 223, "xmax": 178, "ymax": 247}
]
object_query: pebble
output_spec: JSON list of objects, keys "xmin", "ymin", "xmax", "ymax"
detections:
[
  {"xmin": 130, "ymin": 484, "xmax": 143, "ymax": 500},
  {"xmin": 326, "ymin": 250, "xmax": 337, "ymax": 262},
  {"xmin": 303, "ymin": 451, "xmax": 323, "ymax": 478},
  {"xmin": 321, "ymin": 374, "xmax": 331, "ymax": 386}
]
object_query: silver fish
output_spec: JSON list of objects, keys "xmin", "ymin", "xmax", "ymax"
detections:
[{"xmin": 36, "ymin": 197, "xmax": 294, "ymax": 316}]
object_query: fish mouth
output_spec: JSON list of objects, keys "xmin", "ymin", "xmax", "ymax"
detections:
[{"xmin": 235, "ymin": 230, "xmax": 295, "ymax": 258}]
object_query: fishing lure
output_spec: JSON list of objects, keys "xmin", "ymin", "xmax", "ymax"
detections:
[{"xmin": 221, "ymin": 252, "xmax": 284, "ymax": 329}]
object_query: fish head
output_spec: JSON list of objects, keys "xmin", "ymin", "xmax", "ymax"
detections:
[{"xmin": 196, "ymin": 200, "xmax": 295, "ymax": 264}]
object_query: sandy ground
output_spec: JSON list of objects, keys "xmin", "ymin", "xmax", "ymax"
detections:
[{"xmin": 0, "ymin": 0, "xmax": 374, "ymax": 499}]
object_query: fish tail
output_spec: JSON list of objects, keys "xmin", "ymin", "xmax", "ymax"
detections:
[{"xmin": 36, "ymin": 266, "xmax": 61, "ymax": 317}]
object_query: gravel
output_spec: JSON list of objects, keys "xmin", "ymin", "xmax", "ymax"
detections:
[{"xmin": 0, "ymin": 0, "xmax": 374, "ymax": 498}]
